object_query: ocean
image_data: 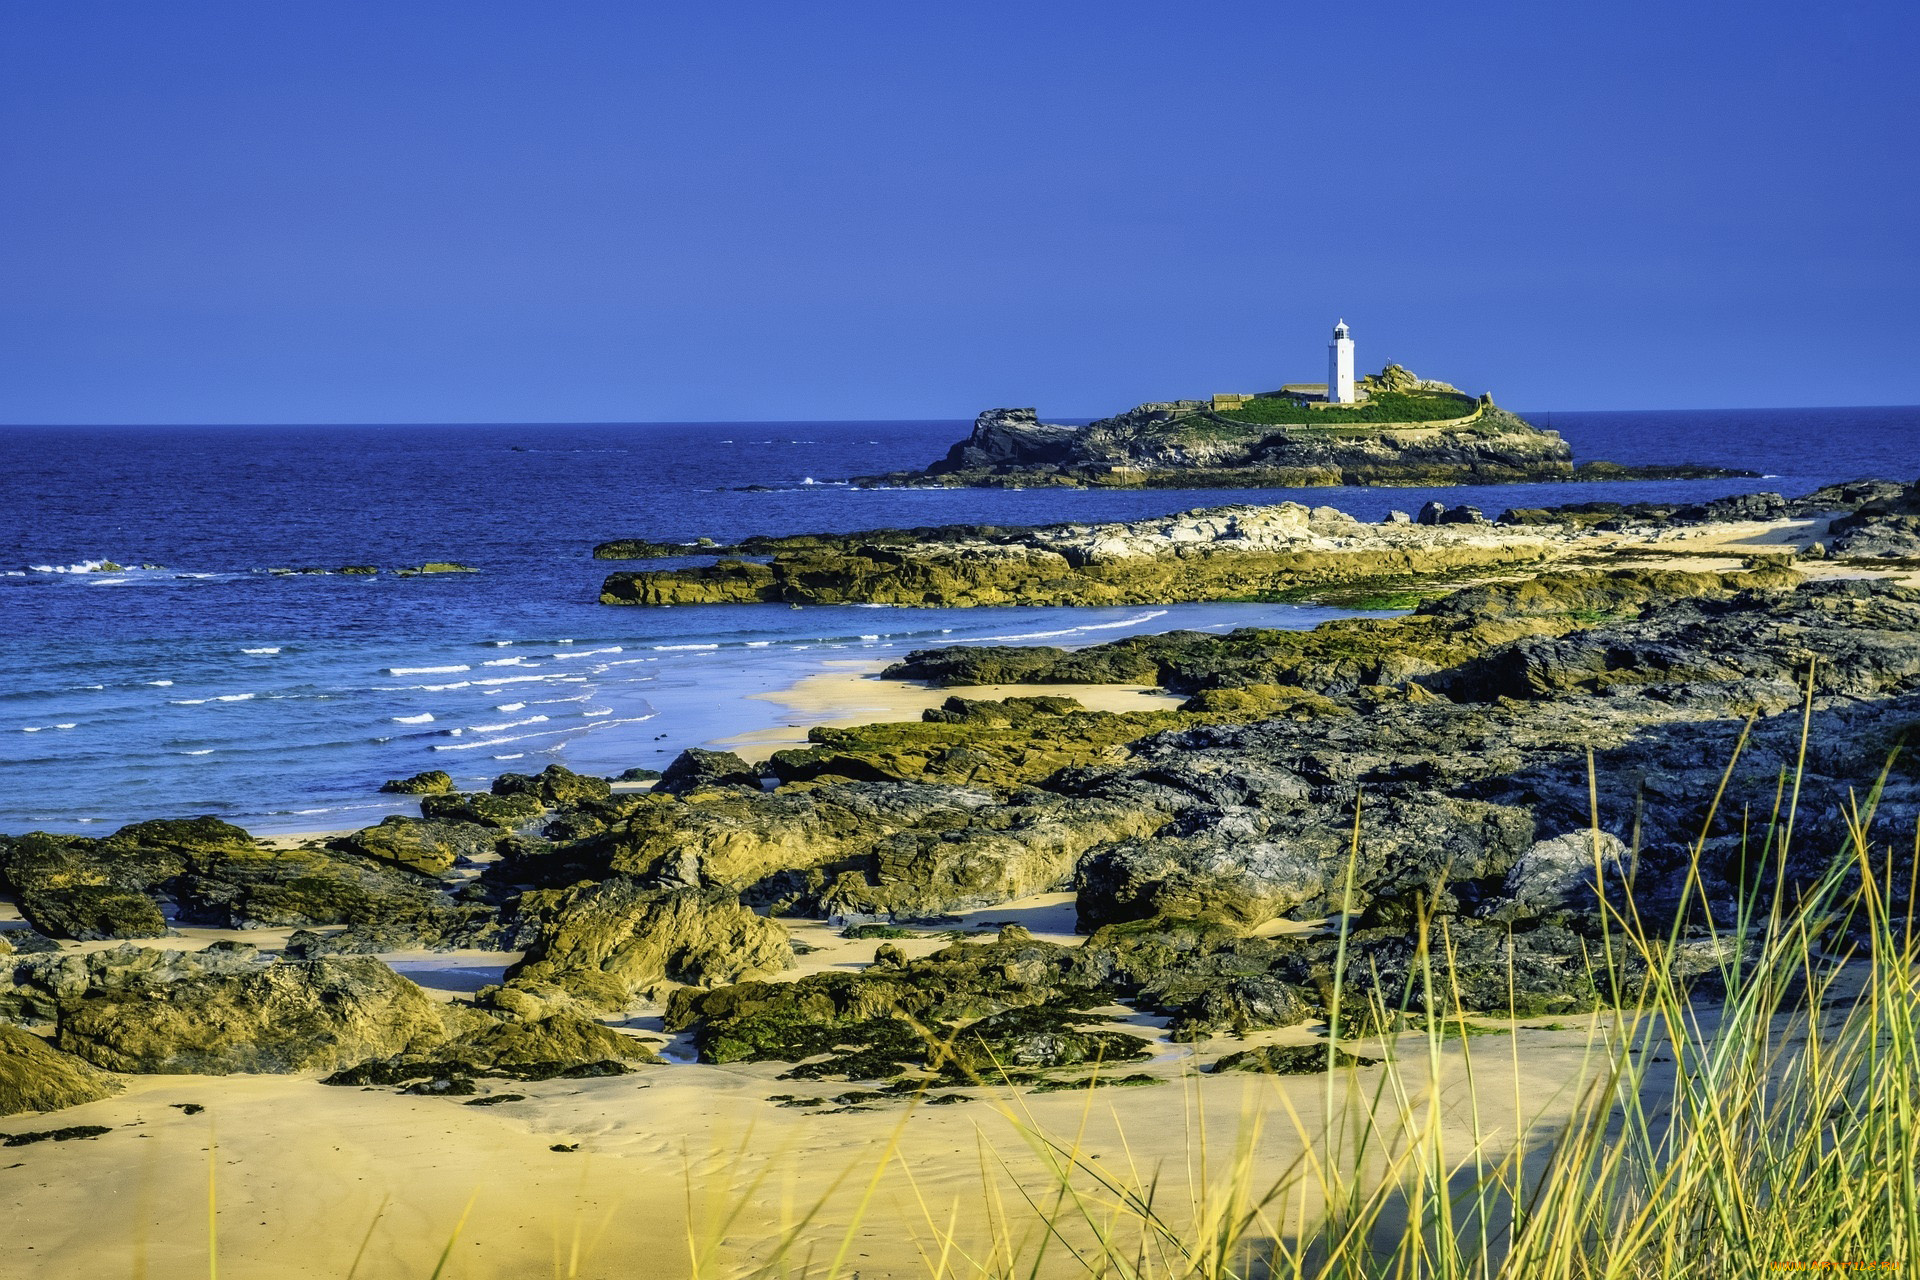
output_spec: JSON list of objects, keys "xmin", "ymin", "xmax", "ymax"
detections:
[{"xmin": 2, "ymin": 406, "xmax": 1914, "ymax": 835}]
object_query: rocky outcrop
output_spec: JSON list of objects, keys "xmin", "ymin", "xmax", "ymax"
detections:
[
  {"xmin": 491, "ymin": 763, "xmax": 612, "ymax": 807},
  {"xmin": 1, "ymin": 943, "xmax": 473, "ymax": 1074},
  {"xmin": 0, "ymin": 815, "xmax": 511, "ymax": 948},
  {"xmin": 883, "ymin": 565, "xmax": 1797, "ymax": 695},
  {"xmin": 0, "ymin": 942, "xmax": 654, "ymax": 1089},
  {"xmin": 495, "ymin": 881, "xmax": 793, "ymax": 1014},
  {"xmin": 655, "ymin": 749, "xmax": 762, "ymax": 795},
  {"xmin": 380, "ymin": 770, "xmax": 453, "ymax": 795},
  {"xmin": 602, "ymin": 502, "xmax": 1566, "ymax": 608},
  {"xmin": 0, "ymin": 1024, "xmax": 120, "ymax": 1116},
  {"xmin": 331, "ymin": 816, "xmax": 497, "ymax": 875},
  {"xmin": 1828, "ymin": 478, "xmax": 1920, "ymax": 557},
  {"xmin": 418, "ymin": 790, "xmax": 544, "ymax": 829}
]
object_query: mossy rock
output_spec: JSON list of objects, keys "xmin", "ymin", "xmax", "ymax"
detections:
[
  {"xmin": 500, "ymin": 881, "xmax": 793, "ymax": 1013},
  {"xmin": 1208, "ymin": 1044, "xmax": 1377, "ymax": 1074},
  {"xmin": 331, "ymin": 816, "xmax": 486, "ymax": 876},
  {"xmin": 492, "ymin": 764, "xmax": 611, "ymax": 807},
  {"xmin": 380, "ymin": 770, "xmax": 453, "ymax": 795},
  {"xmin": 9, "ymin": 944, "xmax": 481, "ymax": 1075},
  {"xmin": 0, "ymin": 1025, "xmax": 121, "ymax": 1116},
  {"xmin": 16, "ymin": 885, "xmax": 167, "ymax": 941},
  {"xmin": 656, "ymin": 749, "xmax": 762, "ymax": 795},
  {"xmin": 419, "ymin": 790, "xmax": 543, "ymax": 829}
]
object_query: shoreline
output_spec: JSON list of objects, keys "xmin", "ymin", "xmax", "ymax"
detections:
[{"xmin": 710, "ymin": 660, "xmax": 1186, "ymax": 762}]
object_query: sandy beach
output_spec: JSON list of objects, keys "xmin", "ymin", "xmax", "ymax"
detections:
[
  {"xmin": 2, "ymin": 922, "xmax": 1612, "ymax": 1280},
  {"xmin": 711, "ymin": 662, "xmax": 1186, "ymax": 762}
]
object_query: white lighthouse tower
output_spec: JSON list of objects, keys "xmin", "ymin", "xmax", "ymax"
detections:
[{"xmin": 1327, "ymin": 319, "xmax": 1356, "ymax": 404}]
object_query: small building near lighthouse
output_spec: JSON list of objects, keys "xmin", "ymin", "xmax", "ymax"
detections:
[{"xmin": 1327, "ymin": 319, "xmax": 1356, "ymax": 405}]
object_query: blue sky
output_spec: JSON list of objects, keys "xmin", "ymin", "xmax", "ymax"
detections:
[{"xmin": 1, "ymin": 1, "xmax": 1914, "ymax": 423}]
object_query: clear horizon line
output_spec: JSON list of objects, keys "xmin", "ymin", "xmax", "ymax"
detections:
[{"xmin": 3, "ymin": 401, "xmax": 1918, "ymax": 429}]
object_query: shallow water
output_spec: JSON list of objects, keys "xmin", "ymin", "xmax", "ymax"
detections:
[{"xmin": 2, "ymin": 407, "xmax": 1914, "ymax": 833}]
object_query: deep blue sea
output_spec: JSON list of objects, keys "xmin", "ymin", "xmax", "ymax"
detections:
[{"xmin": 2, "ymin": 406, "xmax": 1914, "ymax": 835}]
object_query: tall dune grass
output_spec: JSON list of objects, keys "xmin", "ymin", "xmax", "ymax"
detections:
[{"xmin": 684, "ymin": 702, "xmax": 1919, "ymax": 1278}]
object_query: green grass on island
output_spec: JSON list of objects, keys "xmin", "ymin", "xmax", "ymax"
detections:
[{"xmin": 1216, "ymin": 389, "xmax": 1483, "ymax": 426}]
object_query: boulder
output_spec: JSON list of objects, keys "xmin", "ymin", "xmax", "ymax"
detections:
[
  {"xmin": 331, "ymin": 817, "xmax": 495, "ymax": 876},
  {"xmin": 1, "ymin": 942, "xmax": 478, "ymax": 1074},
  {"xmin": 418, "ymin": 790, "xmax": 544, "ymax": 829},
  {"xmin": 0, "ymin": 1025, "xmax": 121, "ymax": 1116},
  {"xmin": 499, "ymin": 881, "xmax": 792, "ymax": 1013},
  {"xmin": 655, "ymin": 749, "xmax": 762, "ymax": 795},
  {"xmin": 492, "ymin": 764, "xmax": 611, "ymax": 807},
  {"xmin": 380, "ymin": 770, "xmax": 453, "ymax": 795},
  {"xmin": 1499, "ymin": 831, "xmax": 1630, "ymax": 913},
  {"xmin": 17, "ymin": 885, "xmax": 168, "ymax": 941}
]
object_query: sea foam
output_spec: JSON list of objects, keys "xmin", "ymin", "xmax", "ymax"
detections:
[{"xmin": 385, "ymin": 664, "xmax": 470, "ymax": 675}]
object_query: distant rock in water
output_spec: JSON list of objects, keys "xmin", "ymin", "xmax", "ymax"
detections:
[{"xmin": 852, "ymin": 369, "xmax": 1752, "ymax": 489}]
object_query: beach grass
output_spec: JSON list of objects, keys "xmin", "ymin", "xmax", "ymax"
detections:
[{"xmin": 669, "ymin": 695, "xmax": 1919, "ymax": 1278}]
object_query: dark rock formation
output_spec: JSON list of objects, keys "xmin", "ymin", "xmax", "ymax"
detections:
[
  {"xmin": 0, "ymin": 1024, "xmax": 120, "ymax": 1116},
  {"xmin": 491, "ymin": 881, "xmax": 793, "ymax": 1014},
  {"xmin": 1828, "ymin": 478, "xmax": 1920, "ymax": 557},
  {"xmin": 0, "ymin": 941, "xmax": 652, "ymax": 1085},
  {"xmin": 492, "ymin": 763, "xmax": 612, "ymax": 807},
  {"xmin": 330, "ymin": 817, "xmax": 497, "ymax": 875},
  {"xmin": 655, "ymin": 749, "xmax": 762, "ymax": 795}
]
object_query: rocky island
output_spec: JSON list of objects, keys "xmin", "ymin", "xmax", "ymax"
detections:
[{"xmin": 852, "ymin": 364, "xmax": 1750, "ymax": 489}]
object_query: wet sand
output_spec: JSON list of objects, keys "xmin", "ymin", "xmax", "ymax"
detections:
[{"xmin": 711, "ymin": 662, "xmax": 1185, "ymax": 762}]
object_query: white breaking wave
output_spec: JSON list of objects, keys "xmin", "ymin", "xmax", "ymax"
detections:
[
  {"xmin": 54, "ymin": 723, "xmax": 76, "ymax": 730},
  {"xmin": 432, "ymin": 726, "xmax": 571, "ymax": 751},
  {"xmin": 28, "ymin": 559, "xmax": 112, "ymax": 574},
  {"xmin": 483, "ymin": 640, "xmax": 514, "ymax": 647},
  {"xmin": 385, "ymin": 664, "xmax": 470, "ymax": 675},
  {"xmin": 20, "ymin": 726, "xmax": 44, "ymax": 733},
  {"xmin": 450, "ymin": 673, "xmax": 553, "ymax": 687},
  {"xmin": 578, "ymin": 714, "xmax": 655, "ymax": 731},
  {"xmin": 414, "ymin": 681, "xmax": 473, "ymax": 691},
  {"xmin": 746, "ymin": 641, "xmax": 772, "ymax": 648},
  {"xmin": 214, "ymin": 693, "xmax": 255, "ymax": 702},
  {"xmin": 169, "ymin": 698, "xmax": 209, "ymax": 705},
  {"xmin": 242, "ymin": 647, "xmax": 282, "ymax": 655},
  {"xmin": 581, "ymin": 708, "xmax": 613, "ymax": 717},
  {"xmin": 392, "ymin": 713, "xmax": 436, "ymax": 724},
  {"xmin": 181, "ymin": 749, "xmax": 214, "ymax": 755},
  {"xmin": 467, "ymin": 714, "xmax": 548, "ymax": 732},
  {"xmin": 492, "ymin": 753, "xmax": 525, "ymax": 760},
  {"xmin": 495, "ymin": 702, "xmax": 526, "ymax": 711},
  {"xmin": 482, "ymin": 657, "xmax": 528, "ymax": 667},
  {"xmin": 859, "ymin": 634, "xmax": 880, "ymax": 640},
  {"xmin": 974, "ymin": 609, "xmax": 1170, "ymax": 644},
  {"xmin": 148, "ymin": 680, "xmax": 174, "ymax": 687},
  {"xmin": 552, "ymin": 646, "xmax": 622, "ymax": 660},
  {"xmin": 653, "ymin": 643, "xmax": 719, "ymax": 651}
]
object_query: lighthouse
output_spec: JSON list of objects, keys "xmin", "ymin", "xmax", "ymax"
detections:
[{"xmin": 1327, "ymin": 320, "xmax": 1356, "ymax": 404}]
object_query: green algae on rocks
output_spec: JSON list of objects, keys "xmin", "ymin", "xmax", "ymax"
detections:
[{"xmin": 599, "ymin": 502, "xmax": 1564, "ymax": 608}]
